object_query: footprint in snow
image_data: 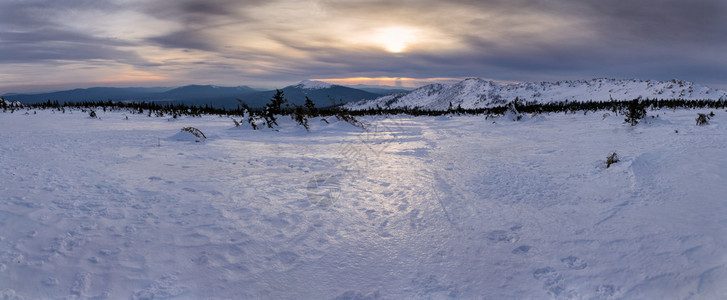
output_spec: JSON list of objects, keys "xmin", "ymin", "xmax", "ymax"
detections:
[
  {"xmin": 512, "ymin": 245, "xmax": 532, "ymax": 254},
  {"xmin": 275, "ymin": 251, "xmax": 300, "ymax": 265},
  {"xmin": 70, "ymin": 272, "xmax": 90, "ymax": 297},
  {"xmin": 486, "ymin": 230, "xmax": 519, "ymax": 243},
  {"xmin": 561, "ymin": 255, "xmax": 588, "ymax": 270},
  {"xmin": 533, "ymin": 267, "xmax": 578, "ymax": 297},
  {"xmin": 594, "ymin": 284, "xmax": 618, "ymax": 299},
  {"xmin": 334, "ymin": 290, "xmax": 381, "ymax": 300},
  {"xmin": 42, "ymin": 277, "xmax": 59, "ymax": 286}
]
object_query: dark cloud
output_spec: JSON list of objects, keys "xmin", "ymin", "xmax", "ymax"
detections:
[
  {"xmin": 0, "ymin": 0, "xmax": 148, "ymax": 66},
  {"xmin": 0, "ymin": 0, "xmax": 121, "ymax": 28},
  {"xmin": 143, "ymin": 0, "xmax": 258, "ymax": 25},
  {"xmin": 141, "ymin": 0, "xmax": 266, "ymax": 51},
  {"xmin": 574, "ymin": 0, "xmax": 727, "ymax": 43},
  {"xmin": 1, "ymin": 0, "xmax": 726, "ymax": 91},
  {"xmin": 147, "ymin": 30, "xmax": 219, "ymax": 52}
]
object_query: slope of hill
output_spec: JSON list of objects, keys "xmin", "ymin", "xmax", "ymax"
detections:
[{"xmin": 349, "ymin": 78, "xmax": 727, "ymax": 110}]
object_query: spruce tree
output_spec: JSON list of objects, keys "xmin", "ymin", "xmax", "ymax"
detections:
[
  {"xmin": 624, "ymin": 98, "xmax": 646, "ymax": 126},
  {"xmin": 269, "ymin": 89, "xmax": 287, "ymax": 115}
]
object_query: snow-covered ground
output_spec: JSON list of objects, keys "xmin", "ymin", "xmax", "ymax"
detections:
[{"xmin": 1, "ymin": 108, "xmax": 726, "ymax": 299}]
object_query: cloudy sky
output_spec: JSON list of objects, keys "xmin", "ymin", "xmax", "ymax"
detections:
[{"xmin": 1, "ymin": 0, "xmax": 726, "ymax": 93}]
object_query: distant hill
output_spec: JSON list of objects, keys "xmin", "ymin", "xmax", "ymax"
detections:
[
  {"xmin": 159, "ymin": 85, "xmax": 257, "ymax": 100},
  {"xmin": 150, "ymin": 85, "xmax": 260, "ymax": 108},
  {"xmin": 236, "ymin": 80, "xmax": 382, "ymax": 109},
  {"xmin": 2, "ymin": 87, "xmax": 170, "ymax": 104},
  {"xmin": 3, "ymin": 80, "xmax": 384, "ymax": 109},
  {"xmin": 348, "ymin": 78, "xmax": 727, "ymax": 111}
]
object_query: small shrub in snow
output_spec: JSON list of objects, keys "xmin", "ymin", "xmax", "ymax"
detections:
[
  {"xmin": 181, "ymin": 127, "xmax": 206, "ymax": 142},
  {"xmin": 329, "ymin": 98, "xmax": 365, "ymax": 129},
  {"xmin": 259, "ymin": 89, "xmax": 288, "ymax": 129},
  {"xmin": 230, "ymin": 117, "xmax": 241, "ymax": 127},
  {"xmin": 89, "ymin": 110, "xmax": 97, "ymax": 118},
  {"xmin": 696, "ymin": 113, "xmax": 710, "ymax": 126},
  {"xmin": 606, "ymin": 152, "xmax": 620, "ymax": 168},
  {"xmin": 262, "ymin": 107, "xmax": 278, "ymax": 129},
  {"xmin": 304, "ymin": 96, "xmax": 318, "ymax": 117},
  {"xmin": 291, "ymin": 104, "xmax": 310, "ymax": 131},
  {"xmin": 247, "ymin": 115, "xmax": 259, "ymax": 130}
]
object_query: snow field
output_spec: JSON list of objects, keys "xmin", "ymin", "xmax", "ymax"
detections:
[{"xmin": 0, "ymin": 108, "xmax": 726, "ymax": 299}]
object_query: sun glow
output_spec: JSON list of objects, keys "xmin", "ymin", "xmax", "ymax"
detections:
[{"xmin": 373, "ymin": 26, "xmax": 419, "ymax": 53}]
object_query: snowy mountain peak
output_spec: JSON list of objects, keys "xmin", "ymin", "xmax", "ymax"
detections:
[
  {"xmin": 296, "ymin": 80, "xmax": 334, "ymax": 90},
  {"xmin": 348, "ymin": 78, "xmax": 727, "ymax": 111}
]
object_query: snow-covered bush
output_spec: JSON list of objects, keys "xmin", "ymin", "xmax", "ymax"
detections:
[
  {"xmin": 236, "ymin": 100, "xmax": 259, "ymax": 130},
  {"xmin": 504, "ymin": 101, "xmax": 523, "ymax": 121},
  {"xmin": 181, "ymin": 127, "xmax": 206, "ymax": 142}
]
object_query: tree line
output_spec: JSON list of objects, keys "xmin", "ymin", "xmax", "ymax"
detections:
[{"xmin": 3, "ymin": 93, "xmax": 725, "ymax": 124}]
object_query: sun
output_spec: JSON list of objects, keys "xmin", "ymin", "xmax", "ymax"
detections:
[{"xmin": 373, "ymin": 26, "xmax": 419, "ymax": 53}]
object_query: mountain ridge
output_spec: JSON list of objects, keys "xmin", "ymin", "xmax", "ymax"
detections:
[
  {"xmin": 348, "ymin": 78, "xmax": 727, "ymax": 111},
  {"xmin": 2, "ymin": 81, "xmax": 385, "ymax": 108}
]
